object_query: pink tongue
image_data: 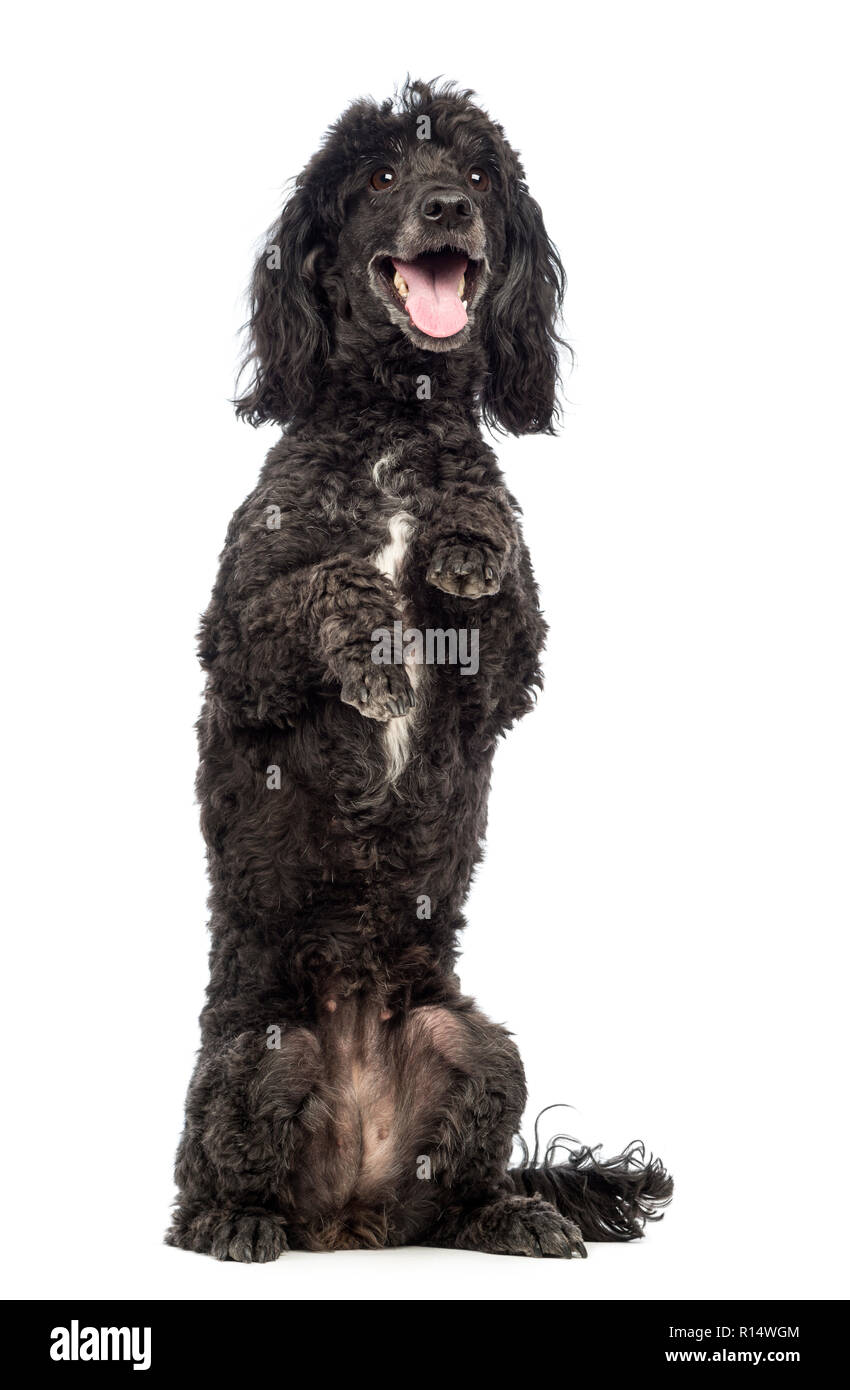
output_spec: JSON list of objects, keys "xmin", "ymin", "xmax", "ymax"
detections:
[{"xmin": 391, "ymin": 254, "xmax": 468, "ymax": 338}]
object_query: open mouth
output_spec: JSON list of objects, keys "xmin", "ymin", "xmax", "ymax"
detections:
[{"xmin": 374, "ymin": 247, "xmax": 482, "ymax": 339}]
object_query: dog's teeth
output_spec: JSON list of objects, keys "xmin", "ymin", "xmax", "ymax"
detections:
[
  {"xmin": 457, "ymin": 273, "xmax": 465, "ymax": 298},
  {"xmin": 393, "ymin": 270, "xmax": 409, "ymax": 299},
  {"xmin": 461, "ymin": 299, "xmax": 468, "ymax": 309}
]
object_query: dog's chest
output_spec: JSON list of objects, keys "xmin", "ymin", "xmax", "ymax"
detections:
[
  {"xmin": 366, "ymin": 447, "xmax": 419, "ymax": 590},
  {"xmin": 370, "ymin": 510, "xmax": 415, "ymax": 587},
  {"xmin": 367, "ymin": 450, "xmax": 420, "ymax": 781}
]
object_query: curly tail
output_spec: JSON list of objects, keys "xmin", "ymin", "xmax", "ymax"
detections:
[{"xmin": 508, "ymin": 1108, "xmax": 673, "ymax": 1241}]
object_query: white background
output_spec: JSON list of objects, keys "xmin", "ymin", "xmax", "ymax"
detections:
[{"xmin": 2, "ymin": 0, "xmax": 848, "ymax": 1301}]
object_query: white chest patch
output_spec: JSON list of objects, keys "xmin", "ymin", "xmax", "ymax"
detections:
[
  {"xmin": 369, "ymin": 487, "xmax": 420, "ymax": 782},
  {"xmin": 371, "ymin": 511, "xmax": 415, "ymax": 587}
]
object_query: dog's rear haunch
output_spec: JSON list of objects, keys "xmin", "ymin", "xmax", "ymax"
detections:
[
  {"xmin": 167, "ymin": 80, "xmax": 672, "ymax": 1261},
  {"xmin": 168, "ymin": 996, "xmax": 669, "ymax": 1259}
]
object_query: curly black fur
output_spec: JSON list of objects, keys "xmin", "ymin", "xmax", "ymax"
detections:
[{"xmin": 167, "ymin": 79, "xmax": 672, "ymax": 1262}]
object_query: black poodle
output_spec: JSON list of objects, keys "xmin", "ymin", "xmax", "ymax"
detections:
[{"xmin": 167, "ymin": 79, "xmax": 671, "ymax": 1261}]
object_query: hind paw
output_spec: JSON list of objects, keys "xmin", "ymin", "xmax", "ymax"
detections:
[
  {"xmin": 166, "ymin": 1208, "xmax": 288, "ymax": 1263},
  {"xmin": 453, "ymin": 1195, "xmax": 587, "ymax": 1259}
]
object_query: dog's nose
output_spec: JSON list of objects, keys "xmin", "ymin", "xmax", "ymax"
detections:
[{"xmin": 420, "ymin": 189, "xmax": 473, "ymax": 231}]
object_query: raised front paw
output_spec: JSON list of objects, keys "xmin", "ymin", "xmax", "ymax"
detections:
[
  {"xmin": 426, "ymin": 538, "xmax": 502, "ymax": 598},
  {"xmin": 166, "ymin": 1208, "xmax": 288, "ymax": 1263},
  {"xmin": 339, "ymin": 660, "xmax": 416, "ymax": 722},
  {"xmin": 455, "ymin": 1195, "xmax": 587, "ymax": 1259}
]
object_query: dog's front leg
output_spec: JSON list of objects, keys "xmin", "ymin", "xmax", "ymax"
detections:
[
  {"xmin": 204, "ymin": 553, "xmax": 414, "ymax": 726},
  {"xmin": 308, "ymin": 555, "xmax": 416, "ymax": 722},
  {"xmin": 424, "ymin": 483, "xmax": 518, "ymax": 599}
]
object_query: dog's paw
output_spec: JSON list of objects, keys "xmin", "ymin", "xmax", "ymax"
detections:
[
  {"xmin": 340, "ymin": 661, "xmax": 416, "ymax": 722},
  {"xmin": 210, "ymin": 1213, "xmax": 288, "ymax": 1263},
  {"xmin": 454, "ymin": 1195, "xmax": 587, "ymax": 1259},
  {"xmin": 166, "ymin": 1209, "xmax": 288, "ymax": 1263},
  {"xmin": 426, "ymin": 539, "xmax": 502, "ymax": 598}
]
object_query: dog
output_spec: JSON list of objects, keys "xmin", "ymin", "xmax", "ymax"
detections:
[{"xmin": 167, "ymin": 80, "xmax": 672, "ymax": 1261}]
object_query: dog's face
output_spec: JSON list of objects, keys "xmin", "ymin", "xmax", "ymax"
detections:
[
  {"xmin": 237, "ymin": 82, "xmax": 564, "ymax": 434},
  {"xmin": 337, "ymin": 132, "xmax": 500, "ymax": 354}
]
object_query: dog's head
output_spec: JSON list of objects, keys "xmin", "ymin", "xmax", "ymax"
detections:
[{"xmin": 236, "ymin": 80, "xmax": 565, "ymax": 434}]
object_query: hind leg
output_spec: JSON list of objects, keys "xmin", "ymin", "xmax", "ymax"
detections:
[
  {"xmin": 166, "ymin": 1025, "xmax": 321, "ymax": 1262},
  {"xmin": 169, "ymin": 1205, "xmax": 289, "ymax": 1263},
  {"xmin": 431, "ymin": 1186, "xmax": 587, "ymax": 1258},
  {"xmin": 414, "ymin": 1005, "xmax": 587, "ymax": 1258}
]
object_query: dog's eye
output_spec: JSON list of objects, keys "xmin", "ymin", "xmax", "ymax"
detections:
[
  {"xmin": 468, "ymin": 168, "xmax": 490, "ymax": 191},
  {"xmin": 370, "ymin": 167, "xmax": 396, "ymax": 192}
]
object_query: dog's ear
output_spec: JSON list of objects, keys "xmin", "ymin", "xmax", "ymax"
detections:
[
  {"xmin": 479, "ymin": 183, "xmax": 566, "ymax": 435},
  {"xmin": 235, "ymin": 186, "xmax": 330, "ymax": 426}
]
